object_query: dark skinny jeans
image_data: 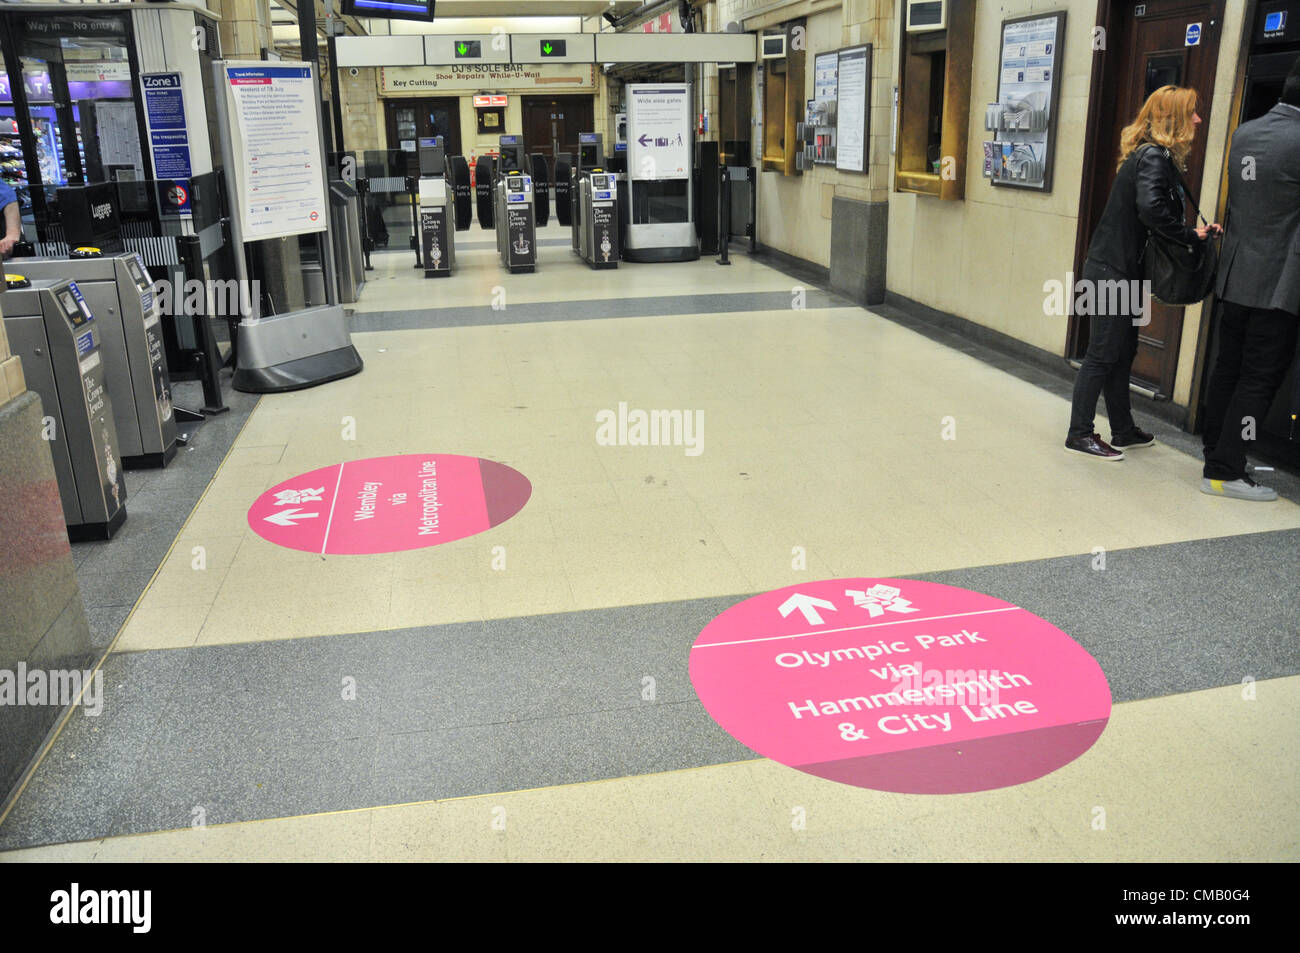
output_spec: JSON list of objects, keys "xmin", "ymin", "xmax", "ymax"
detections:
[{"xmin": 1068, "ymin": 264, "xmax": 1141, "ymax": 440}]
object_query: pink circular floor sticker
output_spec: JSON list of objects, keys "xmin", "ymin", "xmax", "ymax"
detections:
[
  {"xmin": 690, "ymin": 578, "xmax": 1111, "ymax": 794},
  {"xmin": 248, "ymin": 453, "xmax": 530, "ymax": 554}
]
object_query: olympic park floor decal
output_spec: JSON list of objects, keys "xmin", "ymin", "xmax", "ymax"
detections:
[{"xmin": 688, "ymin": 578, "xmax": 1112, "ymax": 794}]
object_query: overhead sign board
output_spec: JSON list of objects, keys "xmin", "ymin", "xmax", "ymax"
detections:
[
  {"xmin": 380, "ymin": 63, "xmax": 594, "ymax": 95},
  {"xmin": 338, "ymin": 32, "xmax": 757, "ymax": 67},
  {"xmin": 511, "ymin": 33, "xmax": 594, "ymax": 64},
  {"xmin": 595, "ymin": 32, "xmax": 757, "ymax": 63},
  {"xmin": 425, "ymin": 34, "xmax": 512, "ymax": 66},
  {"xmin": 335, "ymin": 35, "xmax": 424, "ymax": 67}
]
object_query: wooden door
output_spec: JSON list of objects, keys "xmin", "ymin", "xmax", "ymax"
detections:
[
  {"xmin": 521, "ymin": 95, "xmax": 595, "ymax": 159},
  {"xmin": 718, "ymin": 64, "xmax": 754, "ymax": 165},
  {"xmin": 1071, "ymin": 0, "xmax": 1226, "ymax": 398},
  {"xmin": 385, "ymin": 98, "xmax": 462, "ymax": 159}
]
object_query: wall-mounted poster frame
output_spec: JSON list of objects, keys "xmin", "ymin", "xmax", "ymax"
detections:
[
  {"xmin": 986, "ymin": 11, "xmax": 1066, "ymax": 192},
  {"xmin": 835, "ymin": 44, "xmax": 870, "ymax": 173},
  {"xmin": 811, "ymin": 49, "xmax": 838, "ymax": 165}
]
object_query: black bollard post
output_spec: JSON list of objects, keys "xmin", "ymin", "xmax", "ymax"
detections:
[
  {"xmin": 716, "ymin": 166, "xmax": 731, "ymax": 266},
  {"xmin": 177, "ymin": 233, "xmax": 229, "ymax": 416},
  {"xmin": 407, "ymin": 175, "xmax": 422, "ymax": 268},
  {"xmin": 358, "ymin": 177, "xmax": 374, "ymax": 271}
]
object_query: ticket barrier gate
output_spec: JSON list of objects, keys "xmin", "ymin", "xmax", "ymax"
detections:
[
  {"xmin": 569, "ymin": 134, "xmax": 598, "ymax": 254},
  {"xmin": 329, "ymin": 179, "xmax": 365, "ymax": 302},
  {"xmin": 416, "ymin": 137, "xmax": 456, "ymax": 278},
  {"xmin": 16, "ymin": 251, "xmax": 178, "ymax": 468},
  {"xmin": 493, "ymin": 136, "xmax": 537, "ymax": 274},
  {"xmin": 569, "ymin": 134, "xmax": 618, "ymax": 269},
  {"xmin": 3, "ymin": 276, "xmax": 128, "ymax": 539},
  {"xmin": 575, "ymin": 171, "xmax": 620, "ymax": 269}
]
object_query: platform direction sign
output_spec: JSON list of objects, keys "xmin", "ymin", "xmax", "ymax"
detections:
[
  {"xmin": 247, "ymin": 453, "xmax": 530, "ymax": 555},
  {"xmin": 689, "ymin": 577, "xmax": 1112, "ymax": 794}
]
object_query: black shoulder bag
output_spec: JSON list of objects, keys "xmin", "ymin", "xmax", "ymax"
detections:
[{"xmin": 1140, "ymin": 145, "xmax": 1219, "ymax": 306}]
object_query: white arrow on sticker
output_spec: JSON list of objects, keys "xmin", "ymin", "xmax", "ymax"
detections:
[
  {"xmin": 263, "ymin": 508, "xmax": 320, "ymax": 527},
  {"xmin": 778, "ymin": 593, "xmax": 838, "ymax": 626}
]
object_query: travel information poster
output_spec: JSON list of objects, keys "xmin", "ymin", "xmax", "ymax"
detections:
[
  {"xmin": 223, "ymin": 62, "xmax": 327, "ymax": 241},
  {"xmin": 835, "ymin": 45, "xmax": 870, "ymax": 173},
  {"xmin": 987, "ymin": 13, "xmax": 1065, "ymax": 191}
]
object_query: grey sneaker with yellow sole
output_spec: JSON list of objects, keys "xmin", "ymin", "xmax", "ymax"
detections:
[{"xmin": 1200, "ymin": 476, "xmax": 1278, "ymax": 501}]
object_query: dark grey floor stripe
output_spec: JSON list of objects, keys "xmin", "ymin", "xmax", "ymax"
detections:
[
  {"xmin": 2, "ymin": 527, "xmax": 1296, "ymax": 849},
  {"xmin": 350, "ymin": 289, "xmax": 850, "ymax": 333},
  {"xmin": 71, "ymin": 378, "xmax": 260, "ymax": 648}
]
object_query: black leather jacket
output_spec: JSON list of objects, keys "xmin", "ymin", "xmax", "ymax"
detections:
[{"xmin": 1084, "ymin": 144, "xmax": 1201, "ymax": 280}]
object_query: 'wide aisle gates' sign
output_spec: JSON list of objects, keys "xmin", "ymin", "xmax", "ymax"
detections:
[
  {"xmin": 690, "ymin": 578, "xmax": 1112, "ymax": 794},
  {"xmin": 626, "ymin": 84, "xmax": 691, "ymax": 180}
]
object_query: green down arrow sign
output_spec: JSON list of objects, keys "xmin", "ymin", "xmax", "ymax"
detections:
[{"xmin": 540, "ymin": 40, "xmax": 566, "ymax": 57}]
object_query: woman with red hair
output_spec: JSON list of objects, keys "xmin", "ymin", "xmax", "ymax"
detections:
[{"xmin": 1065, "ymin": 85, "xmax": 1222, "ymax": 460}]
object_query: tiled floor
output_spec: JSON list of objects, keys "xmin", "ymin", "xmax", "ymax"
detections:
[{"xmin": 2, "ymin": 225, "xmax": 1297, "ymax": 861}]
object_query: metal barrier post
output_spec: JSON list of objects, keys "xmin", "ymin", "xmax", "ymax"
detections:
[{"xmin": 177, "ymin": 233, "xmax": 230, "ymax": 416}]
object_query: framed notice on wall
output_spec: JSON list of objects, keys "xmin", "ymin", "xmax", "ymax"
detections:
[
  {"xmin": 985, "ymin": 11, "xmax": 1066, "ymax": 191},
  {"xmin": 809, "ymin": 51, "xmax": 838, "ymax": 165},
  {"xmin": 835, "ymin": 45, "xmax": 870, "ymax": 173}
]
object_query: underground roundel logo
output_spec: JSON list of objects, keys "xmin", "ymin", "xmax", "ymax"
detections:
[
  {"xmin": 247, "ymin": 453, "xmax": 530, "ymax": 555},
  {"xmin": 689, "ymin": 578, "xmax": 1111, "ymax": 794}
]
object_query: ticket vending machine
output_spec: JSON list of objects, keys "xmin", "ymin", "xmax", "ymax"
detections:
[
  {"xmin": 417, "ymin": 137, "xmax": 456, "ymax": 278},
  {"xmin": 494, "ymin": 136, "xmax": 537, "ymax": 274},
  {"xmin": 16, "ymin": 250, "xmax": 178, "ymax": 468},
  {"xmin": 3, "ymin": 276, "xmax": 128, "ymax": 540}
]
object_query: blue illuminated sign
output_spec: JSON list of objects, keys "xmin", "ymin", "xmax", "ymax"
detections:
[{"xmin": 340, "ymin": 0, "xmax": 434, "ymax": 22}]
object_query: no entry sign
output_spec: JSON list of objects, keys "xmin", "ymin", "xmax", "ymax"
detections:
[
  {"xmin": 689, "ymin": 578, "xmax": 1111, "ymax": 794},
  {"xmin": 247, "ymin": 453, "xmax": 530, "ymax": 554}
]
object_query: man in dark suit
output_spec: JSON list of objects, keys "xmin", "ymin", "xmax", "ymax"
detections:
[{"xmin": 1201, "ymin": 56, "xmax": 1300, "ymax": 501}]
